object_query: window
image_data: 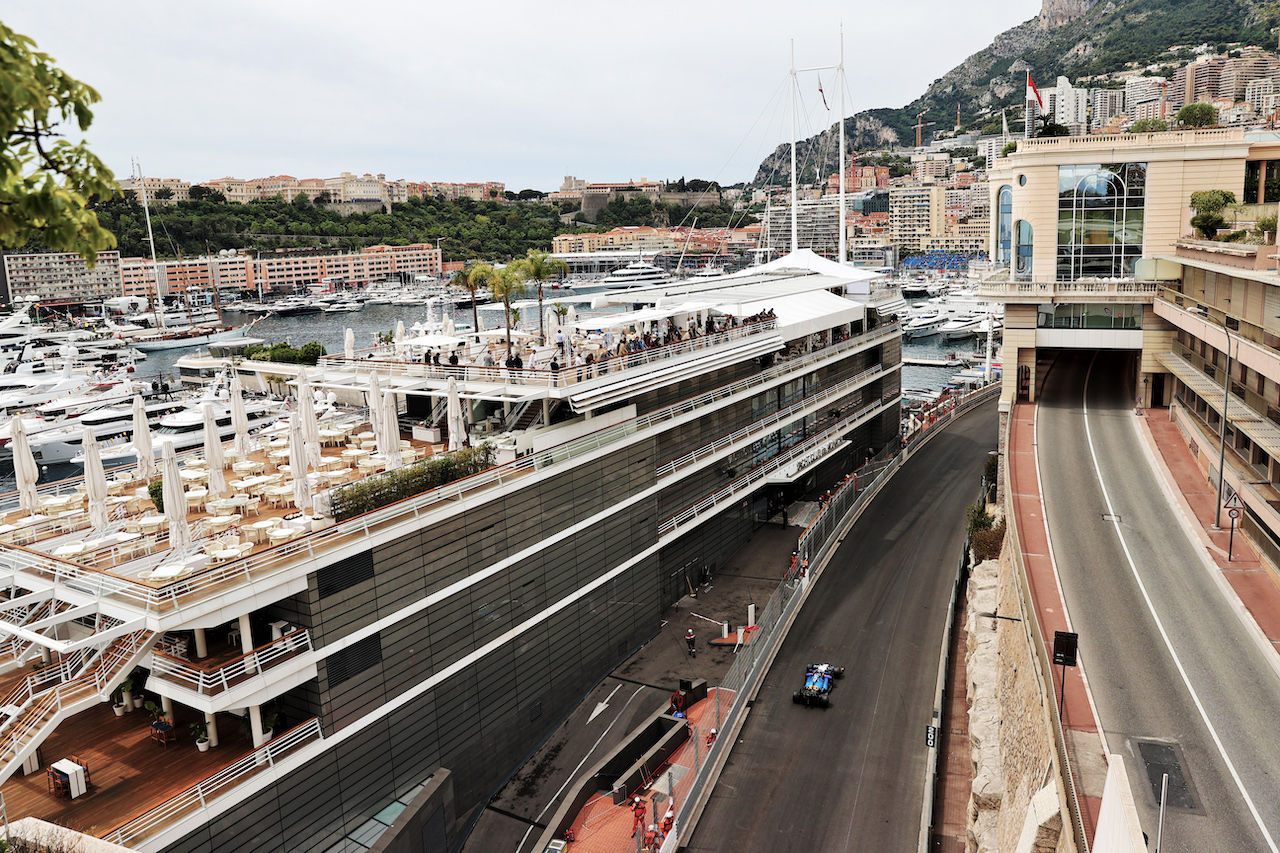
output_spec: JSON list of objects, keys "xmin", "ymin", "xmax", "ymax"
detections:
[
  {"xmin": 996, "ymin": 186, "xmax": 1013, "ymax": 265},
  {"xmin": 1015, "ymin": 220, "xmax": 1034, "ymax": 280},
  {"xmin": 1056, "ymin": 163, "xmax": 1147, "ymax": 281}
]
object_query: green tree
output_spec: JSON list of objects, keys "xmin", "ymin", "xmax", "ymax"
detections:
[
  {"xmin": 1128, "ymin": 118, "xmax": 1169, "ymax": 133},
  {"xmin": 488, "ymin": 266, "xmax": 525, "ymax": 355},
  {"xmin": 1190, "ymin": 189, "xmax": 1236, "ymax": 238},
  {"xmin": 509, "ymin": 249, "xmax": 568, "ymax": 343},
  {"xmin": 1000, "ymin": 141, "xmax": 1018, "ymax": 158},
  {"xmin": 1176, "ymin": 102, "xmax": 1216, "ymax": 128},
  {"xmin": 153, "ymin": 186, "xmax": 174, "ymax": 200},
  {"xmin": 1034, "ymin": 112, "xmax": 1070, "ymax": 138},
  {"xmin": 0, "ymin": 22, "xmax": 118, "ymax": 263}
]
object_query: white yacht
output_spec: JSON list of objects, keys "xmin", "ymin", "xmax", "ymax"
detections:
[
  {"xmin": 24, "ymin": 397, "xmax": 190, "ymax": 464},
  {"xmin": 902, "ymin": 311, "xmax": 947, "ymax": 340},
  {"xmin": 939, "ymin": 312, "xmax": 1001, "ymax": 341},
  {"xmin": 0, "ymin": 369, "xmax": 105, "ymax": 414},
  {"xmin": 572, "ymin": 262, "xmax": 672, "ymax": 294}
]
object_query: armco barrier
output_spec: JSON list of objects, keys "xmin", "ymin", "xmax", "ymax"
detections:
[{"xmin": 664, "ymin": 381, "xmax": 1000, "ymax": 850}]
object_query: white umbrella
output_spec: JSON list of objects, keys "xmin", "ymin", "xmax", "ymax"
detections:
[
  {"xmin": 367, "ymin": 371, "xmax": 383, "ymax": 444},
  {"xmin": 230, "ymin": 374, "xmax": 250, "ymax": 456},
  {"xmin": 345, "ymin": 327, "xmax": 355, "ymax": 360},
  {"xmin": 288, "ymin": 412, "xmax": 313, "ymax": 514},
  {"xmin": 82, "ymin": 426, "xmax": 109, "ymax": 530},
  {"xmin": 447, "ymin": 376, "xmax": 465, "ymax": 452},
  {"xmin": 132, "ymin": 395, "xmax": 155, "ymax": 481},
  {"xmin": 202, "ymin": 403, "xmax": 227, "ymax": 498},
  {"xmin": 394, "ymin": 320, "xmax": 406, "ymax": 358},
  {"xmin": 381, "ymin": 387, "xmax": 402, "ymax": 470},
  {"xmin": 443, "ymin": 315, "xmax": 455, "ymax": 336},
  {"xmin": 161, "ymin": 441, "xmax": 190, "ymax": 549},
  {"xmin": 10, "ymin": 417, "xmax": 39, "ymax": 515},
  {"xmin": 545, "ymin": 307, "xmax": 559, "ymax": 343},
  {"xmin": 297, "ymin": 367, "xmax": 323, "ymax": 471}
]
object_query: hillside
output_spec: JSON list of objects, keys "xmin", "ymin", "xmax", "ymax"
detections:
[{"xmin": 755, "ymin": 0, "xmax": 1279, "ymax": 183}]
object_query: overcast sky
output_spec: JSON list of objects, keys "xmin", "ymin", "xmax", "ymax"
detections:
[{"xmin": 9, "ymin": 0, "xmax": 1040, "ymax": 191}]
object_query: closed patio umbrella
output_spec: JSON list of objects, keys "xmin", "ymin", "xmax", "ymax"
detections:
[
  {"xmin": 82, "ymin": 426, "xmax": 109, "ymax": 530},
  {"xmin": 367, "ymin": 371, "xmax": 383, "ymax": 445},
  {"xmin": 344, "ymin": 327, "xmax": 355, "ymax": 360},
  {"xmin": 161, "ymin": 441, "xmax": 190, "ymax": 550},
  {"xmin": 132, "ymin": 395, "xmax": 155, "ymax": 482},
  {"xmin": 380, "ymin": 388, "xmax": 402, "ymax": 470},
  {"xmin": 202, "ymin": 403, "xmax": 227, "ymax": 498},
  {"xmin": 230, "ymin": 374, "xmax": 250, "ymax": 456},
  {"xmin": 288, "ymin": 412, "xmax": 313, "ymax": 514},
  {"xmin": 394, "ymin": 320, "xmax": 406, "ymax": 358},
  {"xmin": 447, "ymin": 376, "xmax": 465, "ymax": 452},
  {"xmin": 296, "ymin": 367, "xmax": 323, "ymax": 471},
  {"xmin": 11, "ymin": 417, "xmax": 39, "ymax": 515}
]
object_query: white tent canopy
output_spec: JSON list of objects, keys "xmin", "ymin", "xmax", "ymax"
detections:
[
  {"xmin": 708, "ymin": 290, "xmax": 865, "ymax": 342},
  {"xmin": 402, "ymin": 334, "xmax": 465, "ymax": 349}
]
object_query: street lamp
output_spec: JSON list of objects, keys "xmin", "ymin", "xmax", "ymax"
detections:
[{"xmin": 1191, "ymin": 306, "xmax": 1233, "ymax": 529}]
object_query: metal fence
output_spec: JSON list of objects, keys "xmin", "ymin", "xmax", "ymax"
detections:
[{"xmin": 665, "ymin": 380, "xmax": 1001, "ymax": 850}]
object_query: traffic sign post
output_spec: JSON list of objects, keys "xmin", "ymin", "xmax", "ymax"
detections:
[
  {"xmin": 1228, "ymin": 506, "xmax": 1240, "ymax": 562},
  {"xmin": 1053, "ymin": 631, "xmax": 1079, "ymax": 720}
]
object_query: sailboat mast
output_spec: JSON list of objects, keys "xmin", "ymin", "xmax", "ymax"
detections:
[
  {"xmin": 206, "ymin": 241, "xmax": 225, "ymax": 327},
  {"xmin": 838, "ymin": 27, "xmax": 847, "ymax": 266},
  {"xmin": 790, "ymin": 39, "xmax": 799, "ymax": 254},
  {"xmin": 135, "ymin": 160, "xmax": 164, "ymax": 330}
]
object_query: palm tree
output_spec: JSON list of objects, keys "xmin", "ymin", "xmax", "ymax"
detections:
[
  {"xmin": 509, "ymin": 250, "xmax": 568, "ymax": 343},
  {"xmin": 460, "ymin": 263, "xmax": 494, "ymax": 333},
  {"xmin": 489, "ymin": 267, "xmax": 526, "ymax": 355}
]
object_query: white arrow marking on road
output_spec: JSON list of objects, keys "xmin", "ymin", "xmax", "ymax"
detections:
[{"xmin": 589, "ymin": 683, "xmax": 623, "ymax": 724}]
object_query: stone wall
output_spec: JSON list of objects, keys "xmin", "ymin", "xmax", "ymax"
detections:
[{"xmin": 967, "ymin": 541, "xmax": 1071, "ymax": 853}]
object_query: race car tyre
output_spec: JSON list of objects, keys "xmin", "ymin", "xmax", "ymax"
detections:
[{"xmin": 793, "ymin": 692, "xmax": 803, "ymax": 704}]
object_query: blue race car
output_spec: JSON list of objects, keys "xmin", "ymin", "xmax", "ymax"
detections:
[{"xmin": 793, "ymin": 663, "xmax": 845, "ymax": 707}]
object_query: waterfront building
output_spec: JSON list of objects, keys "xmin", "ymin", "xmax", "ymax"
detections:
[
  {"xmin": 116, "ymin": 177, "xmax": 192, "ymax": 205},
  {"xmin": 0, "ymin": 253, "xmax": 900, "ymax": 852},
  {"xmin": 888, "ymin": 185, "xmax": 946, "ymax": 252},
  {"xmin": 0, "ymin": 251, "xmax": 123, "ymax": 306},
  {"xmin": 982, "ymin": 127, "xmax": 1280, "ymax": 567}
]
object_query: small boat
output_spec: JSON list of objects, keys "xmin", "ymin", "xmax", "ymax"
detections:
[
  {"xmin": 131, "ymin": 324, "xmax": 254, "ymax": 352},
  {"xmin": 324, "ymin": 300, "xmax": 363, "ymax": 313}
]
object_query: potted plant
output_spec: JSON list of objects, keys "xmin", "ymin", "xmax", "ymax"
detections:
[
  {"xmin": 148, "ymin": 479, "xmax": 164, "ymax": 512},
  {"xmin": 190, "ymin": 720, "xmax": 211, "ymax": 752},
  {"xmin": 110, "ymin": 684, "xmax": 127, "ymax": 717},
  {"xmin": 119, "ymin": 678, "xmax": 136, "ymax": 713},
  {"xmin": 144, "ymin": 700, "xmax": 168, "ymax": 726},
  {"xmin": 131, "ymin": 671, "xmax": 149, "ymax": 708}
]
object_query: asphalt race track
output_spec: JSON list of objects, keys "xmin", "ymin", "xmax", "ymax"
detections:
[
  {"xmin": 689, "ymin": 398, "xmax": 997, "ymax": 852},
  {"xmin": 1038, "ymin": 350, "xmax": 1280, "ymax": 852}
]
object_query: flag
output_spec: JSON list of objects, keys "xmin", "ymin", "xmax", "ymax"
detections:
[
  {"xmin": 1026, "ymin": 72, "xmax": 1044, "ymax": 110},
  {"xmin": 817, "ymin": 73, "xmax": 829, "ymax": 111}
]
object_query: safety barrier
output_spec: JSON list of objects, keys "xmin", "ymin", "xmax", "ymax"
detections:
[{"xmin": 665, "ymin": 381, "xmax": 1000, "ymax": 849}]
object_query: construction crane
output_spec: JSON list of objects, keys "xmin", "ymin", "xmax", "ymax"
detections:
[{"xmin": 914, "ymin": 109, "xmax": 936, "ymax": 148}]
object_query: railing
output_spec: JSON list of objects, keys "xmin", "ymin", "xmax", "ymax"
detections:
[
  {"xmin": 658, "ymin": 392, "xmax": 898, "ymax": 536},
  {"xmin": 667, "ymin": 380, "xmax": 1001, "ymax": 848},
  {"xmin": 1002, "ymin": 408, "xmax": 1088, "ymax": 852},
  {"xmin": 655, "ymin": 363, "xmax": 884, "ymax": 477},
  {"xmin": 317, "ymin": 320, "xmax": 779, "ymax": 388},
  {"xmin": 151, "ymin": 629, "xmax": 312, "ymax": 696},
  {"xmin": 976, "ymin": 279, "xmax": 1164, "ymax": 298},
  {"xmin": 1017, "ymin": 127, "xmax": 1242, "ymax": 150},
  {"xmin": 103, "ymin": 717, "xmax": 324, "ymax": 849},
  {"xmin": 0, "ymin": 324, "xmax": 902, "ymax": 618}
]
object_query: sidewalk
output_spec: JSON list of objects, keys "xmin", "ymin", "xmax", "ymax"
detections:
[
  {"xmin": 1007, "ymin": 402, "xmax": 1103, "ymax": 842},
  {"xmin": 1136, "ymin": 409, "xmax": 1280, "ymax": 657}
]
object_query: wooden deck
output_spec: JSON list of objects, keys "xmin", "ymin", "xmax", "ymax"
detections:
[{"xmin": 0, "ymin": 700, "xmax": 255, "ymax": 838}]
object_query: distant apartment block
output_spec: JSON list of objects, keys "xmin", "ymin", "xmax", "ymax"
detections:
[
  {"xmin": 824, "ymin": 164, "xmax": 890, "ymax": 194},
  {"xmin": 1, "ymin": 251, "xmax": 122, "ymax": 305},
  {"xmin": 889, "ymin": 185, "xmax": 946, "ymax": 251},
  {"xmin": 1050, "ymin": 76, "xmax": 1089, "ymax": 132},
  {"xmin": 552, "ymin": 225, "xmax": 759, "ymax": 255},
  {"xmin": 1124, "ymin": 76, "xmax": 1167, "ymax": 110},
  {"xmin": 1090, "ymin": 89, "xmax": 1126, "ymax": 131},
  {"xmin": 1132, "ymin": 100, "xmax": 1172, "ymax": 122},
  {"xmin": 912, "ymin": 155, "xmax": 954, "ymax": 182},
  {"xmin": 115, "ymin": 177, "xmax": 191, "ymax": 204},
  {"xmin": 194, "ymin": 175, "xmax": 502, "ymax": 206}
]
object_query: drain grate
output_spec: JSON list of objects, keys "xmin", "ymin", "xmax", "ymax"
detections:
[{"xmin": 1136, "ymin": 740, "xmax": 1198, "ymax": 811}]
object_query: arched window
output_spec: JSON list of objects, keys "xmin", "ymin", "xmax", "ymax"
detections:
[
  {"xmin": 1015, "ymin": 220, "xmax": 1034, "ymax": 280},
  {"xmin": 997, "ymin": 186, "xmax": 1013, "ymax": 266}
]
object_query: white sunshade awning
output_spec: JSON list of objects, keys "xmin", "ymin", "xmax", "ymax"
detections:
[
  {"xmin": 403, "ymin": 334, "xmax": 466, "ymax": 348},
  {"xmin": 573, "ymin": 303, "xmax": 711, "ymax": 331},
  {"xmin": 710, "ymin": 290, "xmax": 865, "ymax": 342}
]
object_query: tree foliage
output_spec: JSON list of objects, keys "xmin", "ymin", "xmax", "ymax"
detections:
[
  {"xmin": 1127, "ymin": 118, "xmax": 1169, "ymax": 133},
  {"xmin": 0, "ymin": 22, "xmax": 117, "ymax": 264},
  {"xmin": 1176, "ymin": 102, "xmax": 1217, "ymax": 128}
]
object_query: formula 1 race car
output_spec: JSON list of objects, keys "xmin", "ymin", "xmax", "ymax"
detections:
[{"xmin": 793, "ymin": 663, "xmax": 845, "ymax": 707}]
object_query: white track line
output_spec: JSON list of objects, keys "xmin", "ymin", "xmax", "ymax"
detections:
[{"xmin": 1082, "ymin": 356, "xmax": 1279, "ymax": 853}]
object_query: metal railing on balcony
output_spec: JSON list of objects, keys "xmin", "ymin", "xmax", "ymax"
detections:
[
  {"xmin": 103, "ymin": 717, "xmax": 324, "ymax": 849},
  {"xmin": 151, "ymin": 629, "xmax": 312, "ymax": 696},
  {"xmin": 0, "ymin": 324, "xmax": 900, "ymax": 618}
]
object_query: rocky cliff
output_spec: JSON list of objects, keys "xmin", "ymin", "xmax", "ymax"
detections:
[{"xmin": 754, "ymin": 0, "xmax": 1275, "ymax": 183}]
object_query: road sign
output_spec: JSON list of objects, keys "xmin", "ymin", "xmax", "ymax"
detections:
[
  {"xmin": 1224, "ymin": 493, "xmax": 1243, "ymax": 510},
  {"xmin": 926, "ymin": 725, "xmax": 937, "ymax": 749},
  {"xmin": 1053, "ymin": 631, "xmax": 1079, "ymax": 667},
  {"xmin": 1228, "ymin": 507, "xmax": 1241, "ymax": 520}
]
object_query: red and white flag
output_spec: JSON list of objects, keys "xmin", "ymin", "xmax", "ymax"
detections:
[
  {"xmin": 1026, "ymin": 72, "xmax": 1044, "ymax": 110},
  {"xmin": 817, "ymin": 73, "xmax": 829, "ymax": 111}
]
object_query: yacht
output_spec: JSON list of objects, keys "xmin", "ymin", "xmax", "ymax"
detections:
[
  {"xmin": 271, "ymin": 298, "xmax": 323, "ymax": 317},
  {"xmin": 902, "ymin": 311, "xmax": 947, "ymax": 340},
  {"xmin": 324, "ymin": 300, "xmax": 363, "ymax": 314},
  {"xmin": 572, "ymin": 261, "xmax": 673, "ymax": 294},
  {"xmin": 0, "ymin": 370, "xmax": 106, "ymax": 414},
  {"xmin": 939, "ymin": 312, "xmax": 1000, "ymax": 341},
  {"xmin": 24, "ymin": 397, "xmax": 190, "ymax": 464}
]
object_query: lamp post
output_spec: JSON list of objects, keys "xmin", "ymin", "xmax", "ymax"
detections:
[{"xmin": 1192, "ymin": 306, "xmax": 1233, "ymax": 529}]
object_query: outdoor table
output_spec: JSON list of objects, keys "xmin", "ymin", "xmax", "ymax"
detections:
[
  {"xmin": 317, "ymin": 456, "xmax": 342, "ymax": 471},
  {"xmin": 106, "ymin": 480, "xmax": 127, "ymax": 496},
  {"xmin": 233, "ymin": 460, "xmax": 265, "ymax": 475},
  {"xmin": 357, "ymin": 431, "xmax": 375, "ymax": 441},
  {"xmin": 40, "ymin": 495, "xmax": 74, "ymax": 511},
  {"xmin": 137, "ymin": 516, "xmax": 166, "ymax": 535},
  {"xmin": 267, "ymin": 450, "xmax": 291, "ymax": 465},
  {"xmin": 246, "ymin": 518, "xmax": 281, "ymax": 543},
  {"xmin": 151, "ymin": 563, "xmax": 190, "ymax": 581},
  {"xmin": 112, "ymin": 531, "xmax": 143, "ymax": 559},
  {"xmin": 267, "ymin": 437, "xmax": 289, "ymax": 448},
  {"xmin": 52, "ymin": 543, "xmax": 87, "ymax": 559},
  {"xmin": 319, "ymin": 429, "xmax": 344, "ymax": 446},
  {"xmin": 267, "ymin": 527, "xmax": 298, "ymax": 545},
  {"xmin": 183, "ymin": 456, "xmax": 207, "ymax": 468},
  {"xmin": 179, "ymin": 469, "xmax": 208, "ymax": 483},
  {"xmin": 185, "ymin": 488, "xmax": 209, "ymax": 510},
  {"xmin": 341, "ymin": 448, "xmax": 370, "ymax": 462},
  {"xmin": 210, "ymin": 547, "xmax": 242, "ymax": 564},
  {"xmin": 51, "ymin": 759, "xmax": 86, "ymax": 798},
  {"xmin": 207, "ymin": 514, "xmax": 241, "ymax": 535}
]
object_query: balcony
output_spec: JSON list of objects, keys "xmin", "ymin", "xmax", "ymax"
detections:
[
  {"xmin": 150, "ymin": 628, "xmax": 314, "ymax": 708},
  {"xmin": 976, "ymin": 278, "xmax": 1163, "ymax": 301}
]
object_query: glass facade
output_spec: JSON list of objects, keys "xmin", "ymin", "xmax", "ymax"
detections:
[
  {"xmin": 1056, "ymin": 163, "xmax": 1146, "ymax": 281},
  {"xmin": 1244, "ymin": 160, "xmax": 1280, "ymax": 204},
  {"xmin": 1015, "ymin": 220, "xmax": 1034, "ymax": 280},
  {"xmin": 1036, "ymin": 302, "xmax": 1144, "ymax": 329}
]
